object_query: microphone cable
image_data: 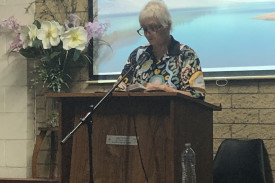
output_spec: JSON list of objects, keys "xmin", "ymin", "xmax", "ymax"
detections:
[{"xmin": 126, "ymin": 91, "xmax": 149, "ymax": 183}]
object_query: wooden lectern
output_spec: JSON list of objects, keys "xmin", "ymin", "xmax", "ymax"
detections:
[{"xmin": 48, "ymin": 92, "xmax": 221, "ymax": 183}]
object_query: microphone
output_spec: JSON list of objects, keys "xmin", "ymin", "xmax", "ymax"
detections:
[{"xmin": 135, "ymin": 51, "xmax": 150, "ymax": 70}]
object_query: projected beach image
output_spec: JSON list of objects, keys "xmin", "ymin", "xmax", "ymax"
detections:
[{"xmin": 94, "ymin": 0, "xmax": 275, "ymax": 76}]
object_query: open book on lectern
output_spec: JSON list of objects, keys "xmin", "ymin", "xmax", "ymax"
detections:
[{"xmin": 122, "ymin": 83, "xmax": 165, "ymax": 92}]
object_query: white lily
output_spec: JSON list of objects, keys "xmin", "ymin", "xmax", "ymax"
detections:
[
  {"xmin": 20, "ymin": 24, "xmax": 38, "ymax": 49},
  {"xmin": 60, "ymin": 26, "xmax": 88, "ymax": 51},
  {"xmin": 37, "ymin": 21, "xmax": 64, "ymax": 49}
]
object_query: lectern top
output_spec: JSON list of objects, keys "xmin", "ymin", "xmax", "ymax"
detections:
[{"xmin": 46, "ymin": 91, "xmax": 221, "ymax": 111}]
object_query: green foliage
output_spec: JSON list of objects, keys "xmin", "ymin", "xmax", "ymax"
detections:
[
  {"xmin": 33, "ymin": 20, "xmax": 41, "ymax": 29},
  {"xmin": 25, "ymin": 43, "xmax": 89, "ymax": 92},
  {"xmin": 19, "ymin": 47, "xmax": 40, "ymax": 58}
]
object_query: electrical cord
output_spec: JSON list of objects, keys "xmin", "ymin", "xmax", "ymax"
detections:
[{"xmin": 126, "ymin": 91, "xmax": 149, "ymax": 183}]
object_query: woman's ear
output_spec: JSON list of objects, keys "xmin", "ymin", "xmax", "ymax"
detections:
[{"xmin": 167, "ymin": 22, "xmax": 172, "ymax": 32}]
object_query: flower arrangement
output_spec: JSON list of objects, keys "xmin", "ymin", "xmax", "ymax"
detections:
[{"xmin": 0, "ymin": 14, "xmax": 110, "ymax": 92}]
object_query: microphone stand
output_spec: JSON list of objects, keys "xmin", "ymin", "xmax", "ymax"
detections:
[{"xmin": 60, "ymin": 62, "xmax": 140, "ymax": 183}]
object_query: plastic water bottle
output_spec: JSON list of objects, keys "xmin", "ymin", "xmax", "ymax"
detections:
[{"xmin": 181, "ymin": 143, "xmax": 196, "ymax": 183}]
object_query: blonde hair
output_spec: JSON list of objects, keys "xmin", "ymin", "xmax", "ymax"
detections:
[{"xmin": 139, "ymin": 0, "xmax": 172, "ymax": 28}]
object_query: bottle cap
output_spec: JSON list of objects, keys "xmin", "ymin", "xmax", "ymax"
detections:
[{"xmin": 185, "ymin": 143, "xmax": 191, "ymax": 147}]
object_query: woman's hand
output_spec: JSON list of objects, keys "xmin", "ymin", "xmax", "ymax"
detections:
[{"xmin": 144, "ymin": 83, "xmax": 164, "ymax": 91}]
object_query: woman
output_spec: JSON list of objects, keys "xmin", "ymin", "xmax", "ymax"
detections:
[{"xmin": 116, "ymin": 0, "xmax": 206, "ymax": 100}]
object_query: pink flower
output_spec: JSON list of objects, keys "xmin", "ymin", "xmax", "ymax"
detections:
[
  {"xmin": 0, "ymin": 16, "xmax": 23, "ymax": 51},
  {"xmin": 64, "ymin": 14, "xmax": 80, "ymax": 29},
  {"xmin": 10, "ymin": 36, "xmax": 24, "ymax": 52},
  {"xmin": 85, "ymin": 21, "xmax": 110, "ymax": 41},
  {"xmin": 0, "ymin": 16, "xmax": 20, "ymax": 33}
]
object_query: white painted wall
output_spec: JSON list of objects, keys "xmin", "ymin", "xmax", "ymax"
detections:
[{"xmin": 0, "ymin": 0, "xmax": 35, "ymax": 178}]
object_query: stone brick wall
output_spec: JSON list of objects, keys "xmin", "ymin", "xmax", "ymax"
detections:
[
  {"xmin": 0, "ymin": 0, "xmax": 35, "ymax": 178},
  {"xmin": 35, "ymin": 0, "xmax": 88, "ymax": 23},
  {"xmin": 205, "ymin": 79, "xmax": 275, "ymax": 179}
]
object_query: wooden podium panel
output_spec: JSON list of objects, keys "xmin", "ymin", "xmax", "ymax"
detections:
[{"xmin": 49, "ymin": 92, "xmax": 221, "ymax": 183}]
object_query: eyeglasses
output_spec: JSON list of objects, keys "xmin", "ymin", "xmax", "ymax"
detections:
[{"xmin": 137, "ymin": 25, "xmax": 163, "ymax": 36}]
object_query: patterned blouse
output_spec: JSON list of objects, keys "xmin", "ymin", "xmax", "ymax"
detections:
[{"xmin": 117, "ymin": 36, "xmax": 206, "ymax": 100}]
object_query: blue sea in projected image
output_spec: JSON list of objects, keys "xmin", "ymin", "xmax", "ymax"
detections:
[{"xmin": 95, "ymin": 2, "xmax": 275, "ymax": 75}]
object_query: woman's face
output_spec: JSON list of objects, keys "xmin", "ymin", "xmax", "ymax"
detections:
[{"xmin": 140, "ymin": 17, "xmax": 170, "ymax": 47}]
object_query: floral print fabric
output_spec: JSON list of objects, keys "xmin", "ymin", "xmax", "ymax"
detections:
[{"xmin": 117, "ymin": 36, "xmax": 206, "ymax": 100}]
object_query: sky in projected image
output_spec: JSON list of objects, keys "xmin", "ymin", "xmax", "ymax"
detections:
[{"xmin": 94, "ymin": 0, "xmax": 275, "ymax": 75}]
